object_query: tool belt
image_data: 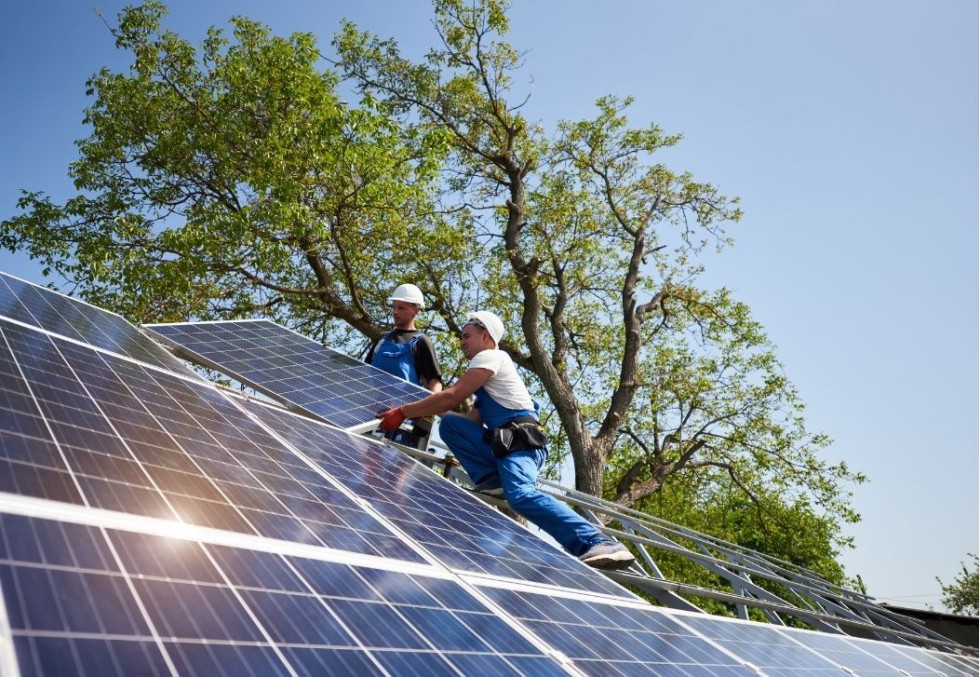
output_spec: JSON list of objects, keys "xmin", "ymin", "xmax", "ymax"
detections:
[{"xmin": 484, "ymin": 416, "xmax": 548, "ymax": 459}]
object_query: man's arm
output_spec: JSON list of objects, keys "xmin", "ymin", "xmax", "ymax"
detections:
[
  {"xmin": 413, "ymin": 335, "xmax": 443, "ymax": 392},
  {"xmin": 377, "ymin": 367, "xmax": 491, "ymax": 433},
  {"xmin": 364, "ymin": 336, "xmax": 381, "ymax": 364},
  {"xmin": 401, "ymin": 367, "xmax": 490, "ymax": 419}
]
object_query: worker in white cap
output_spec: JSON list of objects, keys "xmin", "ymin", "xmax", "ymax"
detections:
[
  {"xmin": 366, "ymin": 283, "xmax": 443, "ymax": 392},
  {"xmin": 377, "ymin": 310, "xmax": 635, "ymax": 569},
  {"xmin": 366, "ymin": 283, "xmax": 442, "ymax": 447}
]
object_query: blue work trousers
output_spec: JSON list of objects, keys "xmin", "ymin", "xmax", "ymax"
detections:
[{"xmin": 439, "ymin": 414, "xmax": 603, "ymax": 557}]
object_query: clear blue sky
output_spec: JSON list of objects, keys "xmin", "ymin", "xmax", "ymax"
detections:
[{"xmin": 1, "ymin": 1, "xmax": 976, "ymax": 611}]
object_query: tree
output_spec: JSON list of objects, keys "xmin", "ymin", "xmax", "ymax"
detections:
[
  {"xmin": 2, "ymin": 0, "xmax": 864, "ymax": 564},
  {"xmin": 2, "ymin": 0, "xmax": 463, "ymax": 347},
  {"xmin": 334, "ymin": 0, "xmax": 863, "ymax": 544},
  {"xmin": 937, "ymin": 554, "xmax": 979, "ymax": 615}
]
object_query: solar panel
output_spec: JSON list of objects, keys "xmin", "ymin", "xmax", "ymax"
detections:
[
  {"xmin": 678, "ymin": 613, "xmax": 979, "ymax": 676},
  {"xmin": 482, "ymin": 586, "xmax": 761, "ymax": 675},
  {"xmin": 0, "ymin": 511, "xmax": 573, "ymax": 676},
  {"xmin": 1, "ymin": 270, "xmax": 976, "ymax": 675},
  {"xmin": 0, "ymin": 272, "xmax": 185, "ymax": 371},
  {"xmin": 143, "ymin": 320, "xmax": 429, "ymax": 429},
  {"xmin": 769, "ymin": 627, "xmax": 976, "ymax": 676},
  {"xmin": 0, "ymin": 317, "xmax": 423, "ymax": 561}
]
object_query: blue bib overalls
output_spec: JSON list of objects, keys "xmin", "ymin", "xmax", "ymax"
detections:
[
  {"xmin": 372, "ymin": 333, "xmax": 424, "ymax": 446},
  {"xmin": 371, "ymin": 332, "xmax": 422, "ymax": 385},
  {"xmin": 438, "ymin": 388, "xmax": 605, "ymax": 557}
]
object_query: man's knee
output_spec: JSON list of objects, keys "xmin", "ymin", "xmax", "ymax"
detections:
[
  {"xmin": 438, "ymin": 414, "xmax": 465, "ymax": 442},
  {"xmin": 502, "ymin": 482, "xmax": 539, "ymax": 508}
]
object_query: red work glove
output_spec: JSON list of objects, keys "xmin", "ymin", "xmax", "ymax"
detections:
[{"xmin": 376, "ymin": 406, "xmax": 407, "ymax": 433}]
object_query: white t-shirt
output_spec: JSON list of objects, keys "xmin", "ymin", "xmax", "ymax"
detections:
[{"xmin": 468, "ymin": 349, "xmax": 535, "ymax": 412}]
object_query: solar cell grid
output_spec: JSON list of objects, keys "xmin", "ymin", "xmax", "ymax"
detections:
[
  {"xmin": 883, "ymin": 641, "xmax": 979, "ymax": 676},
  {"xmin": 0, "ymin": 317, "xmax": 423, "ymax": 562},
  {"xmin": 680, "ymin": 613, "xmax": 975, "ymax": 676},
  {"xmin": 1, "ymin": 513, "xmax": 575, "ymax": 676},
  {"xmin": 0, "ymin": 272, "xmax": 184, "ymax": 370},
  {"xmin": 947, "ymin": 653, "xmax": 980, "ymax": 674},
  {"xmin": 482, "ymin": 587, "xmax": 759, "ymax": 676},
  {"xmin": 0, "ymin": 323, "xmax": 88, "ymax": 506},
  {"xmin": 771, "ymin": 629, "xmax": 949, "ymax": 676},
  {"xmin": 144, "ymin": 320, "xmax": 429, "ymax": 429},
  {"xmin": 672, "ymin": 615, "xmax": 845, "ymax": 674}
]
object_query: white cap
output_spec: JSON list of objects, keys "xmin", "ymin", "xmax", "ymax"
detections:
[
  {"xmin": 388, "ymin": 283, "xmax": 425, "ymax": 308},
  {"xmin": 464, "ymin": 311, "xmax": 505, "ymax": 348}
]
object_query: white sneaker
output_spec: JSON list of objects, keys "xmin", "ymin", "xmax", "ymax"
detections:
[{"xmin": 579, "ymin": 539, "xmax": 635, "ymax": 569}]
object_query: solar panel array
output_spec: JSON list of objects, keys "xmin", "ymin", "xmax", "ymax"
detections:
[
  {"xmin": 0, "ymin": 270, "xmax": 976, "ymax": 676},
  {"xmin": 144, "ymin": 320, "xmax": 430, "ymax": 429}
]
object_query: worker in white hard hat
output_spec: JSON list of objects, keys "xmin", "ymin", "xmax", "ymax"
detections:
[
  {"xmin": 377, "ymin": 310, "xmax": 635, "ymax": 570},
  {"xmin": 366, "ymin": 283, "xmax": 443, "ymax": 447}
]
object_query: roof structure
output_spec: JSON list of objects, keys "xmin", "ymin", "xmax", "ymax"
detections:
[{"xmin": 0, "ymin": 269, "xmax": 976, "ymax": 675}]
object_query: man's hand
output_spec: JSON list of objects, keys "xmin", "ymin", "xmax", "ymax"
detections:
[{"xmin": 376, "ymin": 406, "xmax": 407, "ymax": 433}]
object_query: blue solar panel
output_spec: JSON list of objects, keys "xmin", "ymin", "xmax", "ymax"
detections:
[
  {"xmin": 483, "ymin": 587, "xmax": 760, "ymax": 675},
  {"xmin": 0, "ymin": 317, "xmax": 423, "ymax": 562},
  {"xmin": 679, "ymin": 613, "xmax": 978, "ymax": 676},
  {"xmin": 674, "ymin": 614, "xmax": 852, "ymax": 674},
  {"xmin": 144, "ymin": 320, "xmax": 429, "ymax": 429},
  {"xmin": 767, "ymin": 627, "xmax": 967, "ymax": 675},
  {"xmin": 0, "ymin": 272, "xmax": 184, "ymax": 370},
  {"xmin": 875, "ymin": 640, "xmax": 979, "ymax": 676},
  {"xmin": 0, "ymin": 512, "xmax": 573, "ymax": 676}
]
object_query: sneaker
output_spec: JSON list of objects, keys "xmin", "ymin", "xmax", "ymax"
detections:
[
  {"xmin": 473, "ymin": 479, "xmax": 504, "ymax": 497},
  {"xmin": 579, "ymin": 539, "xmax": 635, "ymax": 570}
]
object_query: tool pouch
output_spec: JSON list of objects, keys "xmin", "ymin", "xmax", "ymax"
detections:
[{"xmin": 489, "ymin": 417, "xmax": 548, "ymax": 459}]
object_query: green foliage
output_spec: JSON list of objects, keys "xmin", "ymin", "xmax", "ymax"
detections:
[
  {"xmin": 2, "ymin": 0, "xmax": 465, "ymax": 347},
  {"xmin": 936, "ymin": 554, "xmax": 979, "ymax": 615},
  {"xmin": 602, "ymin": 286, "xmax": 864, "ymax": 554}
]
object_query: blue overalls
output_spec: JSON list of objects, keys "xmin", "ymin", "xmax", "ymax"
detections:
[
  {"xmin": 372, "ymin": 333, "xmax": 424, "ymax": 445},
  {"xmin": 438, "ymin": 386, "xmax": 605, "ymax": 556},
  {"xmin": 371, "ymin": 332, "xmax": 422, "ymax": 384}
]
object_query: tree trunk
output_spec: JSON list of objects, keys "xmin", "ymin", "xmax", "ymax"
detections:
[{"xmin": 573, "ymin": 439, "xmax": 607, "ymax": 497}]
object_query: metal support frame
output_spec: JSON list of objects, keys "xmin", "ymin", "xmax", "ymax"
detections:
[
  {"xmin": 533, "ymin": 478, "xmax": 967, "ymax": 653},
  {"xmin": 407, "ymin": 438, "xmax": 974, "ymax": 656}
]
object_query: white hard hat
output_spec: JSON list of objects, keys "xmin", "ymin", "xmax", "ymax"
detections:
[
  {"xmin": 388, "ymin": 283, "xmax": 425, "ymax": 308},
  {"xmin": 464, "ymin": 311, "xmax": 505, "ymax": 348}
]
